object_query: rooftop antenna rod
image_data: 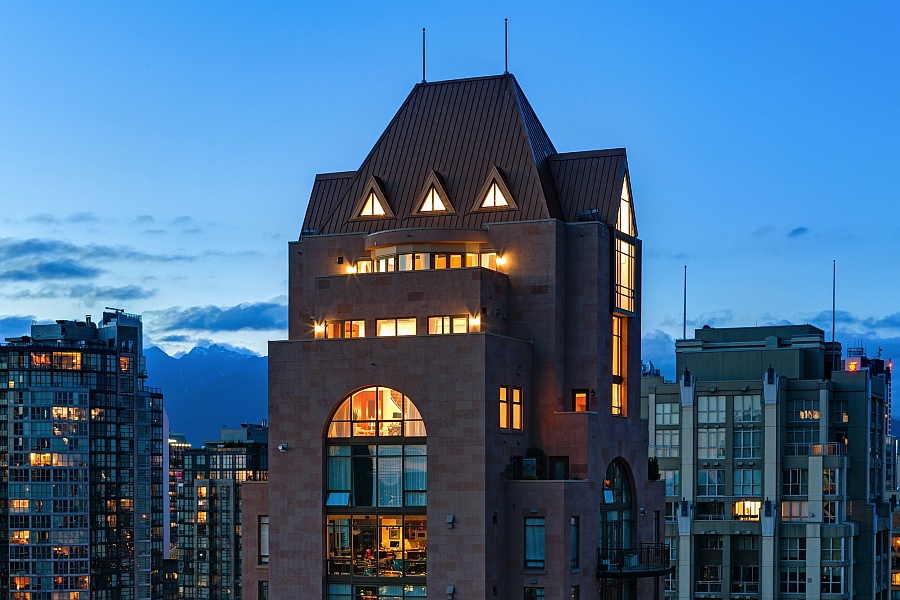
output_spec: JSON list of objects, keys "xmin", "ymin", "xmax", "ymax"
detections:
[
  {"xmin": 832, "ymin": 259, "xmax": 836, "ymax": 374},
  {"xmin": 504, "ymin": 19, "xmax": 509, "ymax": 74},
  {"xmin": 683, "ymin": 265, "xmax": 687, "ymax": 339},
  {"xmin": 422, "ymin": 28, "xmax": 426, "ymax": 83}
]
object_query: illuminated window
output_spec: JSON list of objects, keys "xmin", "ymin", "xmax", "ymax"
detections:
[
  {"xmin": 327, "ymin": 387, "xmax": 426, "ymax": 439},
  {"xmin": 823, "ymin": 468, "xmax": 839, "ymax": 494},
  {"xmin": 419, "ymin": 186, "xmax": 446, "ymax": 212},
  {"xmin": 611, "ymin": 316, "xmax": 626, "ymax": 416},
  {"xmin": 481, "ymin": 182, "xmax": 509, "ymax": 208},
  {"xmin": 732, "ymin": 500, "xmax": 761, "ymax": 521},
  {"xmin": 259, "ymin": 516, "xmax": 269, "ymax": 564},
  {"xmin": 376, "ymin": 318, "xmax": 416, "ymax": 337},
  {"xmin": 500, "ymin": 387, "xmax": 509, "ymax": 430},
  {"xmin": 360, "ymin": 192, "xmax": 386, "ymax": 217},
  {"xmin": 572, "ymin": 390, "xmax": 588, "ymax": 412},
  {"xmin": 823, "ymin": 500, "xmax": 841, "ymax": 524},
  {"xmin": 781, "ymin": 501, "xmax": 809, "ymax": 522},
  {"xmin": 616, "ymin": 173, "xmax": 636, "ymax": 237},
  {"xmin": 326, "ymin": 321, "xmax": 365, "ymax": 339},
  {"xmin": 427, "ymin": 316, "xmax": 468, "ymax": 335},
  {"xmin": 614, "ymin": 238, "xmax": 634, "ymax": 313},
  {"xmin": 354, "ymin": 259, "xmax": 374, "ymax": 273},
  {"xmin": 512, "ymin": 387, "xmax": 523, "ymax": 431}
]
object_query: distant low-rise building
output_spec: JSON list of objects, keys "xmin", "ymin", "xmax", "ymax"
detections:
[{"xmin": 644, "ymin": 325, "xmax": 892, "ymax": 599}]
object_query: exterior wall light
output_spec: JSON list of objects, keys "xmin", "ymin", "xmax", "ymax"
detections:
[
  {"xmin": 314, "ymin": 324, "xmax": 325, "ymax": 334},
  {"xmin": 469, "ymin": 315, "xmax": 480, "ymax": 329},
  {"xmin": 277, "ymin": 444, "xmax": 288, "ymax": 452},
  {"xmin": 346, "ymin": 265, "xmax": 357, "ymax": 274},
  {"xmin": 495, "ymin": 256, "xmax": 507, "ymax": 266}
]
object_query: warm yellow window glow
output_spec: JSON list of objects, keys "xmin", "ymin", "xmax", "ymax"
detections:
[
  {"xmin": 10, "ymin": 500, "xmax": 29, "ymax": 512},
  {"xmin": 31, "ymin": 352, "xmax": 51, "ymax": 367},
  {"xmin": 30, "ymin": 452, "xmax": 51, "ymax": 466},
  {"xmin": 54, "ymin": 352, "xmax": 81, "ymax": 370},
  {"xmin": 616, "ymin": 174, "xmax": 635, "ymax": 237},
  {"xmin": 574, "ymin": 391, "xmax": 588, "ymax": 412},
  {"xmin": 420, "ymin": 186, "xmax": 447, "ymax": 212},
  {"xmin": 481, "ymin": 182, "xmax": 509, "ymax": 208},
  {"xmin": 732, "ymin": 501, "xmax": 761, "ymax": 521},
  {"xmin": 11, "ymin": 530, "xmax": 30, "ymax": 544},
  {"xmin": 611, "ymin": 315, "xmax": 627, "ymax": 416},
  {"xmin": 615, "ymin": 239, "xmax": 635, "ymax": 313},
  {"xmin": 481, "ymin": 252, "xmax": 497, "ymax": 270},
  {"xmin": 500, "ymin": 387, "xmax": 509, "ymax": 429},
  {"xmin": 427, "ymin": 316, "xmax": 468, "ymax": 334},
  {"xmin": 396, "ymin": 318, "xmax": 416, "ymax": 336},
  {"xmin": 327, "ymin": 387, "xmax": 426, "ymax": 438},
  {"xmin": 360, "ymin": 191, "xmax": 386, "ymax": 217},
  {"xmin": 512, "ymin": 387, "xmax": 523, "ymax": 430}
]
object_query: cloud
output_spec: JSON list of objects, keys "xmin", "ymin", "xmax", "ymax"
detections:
[
  {"xmin": 68, "ymin": 284, "xmax": 157, "ymax": 304},
  {"xmin": 157, "ymin": 334, "xmax": 192, "ymax": 342},
  {"xmin": 133, "ymin": 215, "xmax": 155, "ymax": 224},
  {"xmin": 660, "ymin": 309, "xmax": 735, "ymax": 330},
  {"xmin": 143, "ymin": 229, "xmax": 168, "ymax": 235},
  {"xmin": 148, "ymin": 301, "xmax": 288, "ymax": 332},
  {"xmin": 752, "ymin": 225, "xmax": 776, "ymax": 238},
  {"xmin": 0, "ymin": 237, "xmax": 193, "ymax": 265},
  {"xmin": 68, "ymin": 212, "xmax": 98, "ymax": 223},
  {"xmin": 25, "ymin": 213, "xmax": 59, "ymax": 224},
  {"xmin": 0, "ymin": 315, "xmax": 36, "ymax": 340},
  {"xmin": 172, "ymin": 216, "xmax": 193, "ymax": 226},
  {"xmin": 787, "ymin": 226, "xmax": 809, "ymax": 237},
  {"xmin": 2, "ymin": 260, "xmax": 102, "ymax": 281}
]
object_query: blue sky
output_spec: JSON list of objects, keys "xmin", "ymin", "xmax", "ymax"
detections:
[{"xmin": 0, "ymin": 2, "xmax": 898, "ymax": 381}]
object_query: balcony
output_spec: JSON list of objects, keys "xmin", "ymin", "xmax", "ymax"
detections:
[
  {"xmin": 596, "ymin": 544, "xmax": 671, "ymax": 579},
  {"xmin": 812, "ymin": 443, "xmax": 847, "ymax": 456}
]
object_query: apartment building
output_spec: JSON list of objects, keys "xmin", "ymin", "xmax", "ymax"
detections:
[
  {"xmin": 0, "ymin": 311, "xmax": 165, "ymax": 600},
  {"xmin": 643, "ymin": 325, "xmax": 892, "ymax": 599},
  {"xmin": 176, "ymin": 423, "xmax": 268, "ymax": 600},
  {"xmin": 240, "ymin": 72, "xmax": 668, "ymax": 600}
]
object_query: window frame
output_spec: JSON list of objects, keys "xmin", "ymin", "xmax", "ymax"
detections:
[
  {"xmin": 524, "ymin": 517, "xmax": 546, "ymax": 569},
  {"xmin": 259, "ymin": 515, "xmax": 269, "ymax": 565},
  {"xmin": 375, "ymin": 317, "xmax": 417, "ymax": 337},
  {"xmin": 571, "ymin": 390, "xmax": 588, "ymax": 412}
]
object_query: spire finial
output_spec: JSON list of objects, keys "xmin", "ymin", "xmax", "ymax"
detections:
[
  {"xmin": 422, "ymin": 28, "xmax": 426, "ymax": 83},
  {"xmin": 504, "ymin": 19, "xmax": 509, "ymax": 74}
]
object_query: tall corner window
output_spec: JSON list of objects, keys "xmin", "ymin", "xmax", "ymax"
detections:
[
  {"xmin": 524, "ymin": 517, "xmax": 545, "ymax": 569},
  {"xmin": 570, "ymin": 516, "xmax": 580, "ymax": 569},
  {"xmin": 259, "ymin": 516, "xmax": 269, "ymax": 564},
  {"xmin": 500, "ymin": 386, "xmax": 509, "ymax": 430},
  {"xmin": 611, "ymin": 316, "xmax": 627, "ymax": 416}
]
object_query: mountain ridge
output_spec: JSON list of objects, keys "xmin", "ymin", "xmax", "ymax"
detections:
[{"xmin": 145, "ymin": 345, "xmax": 267, "ymax": 445}]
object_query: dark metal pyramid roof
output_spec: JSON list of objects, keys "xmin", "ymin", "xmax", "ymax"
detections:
[{"xmin": 301, "ymin": 74, "xmax": 630, "ymax": 235}]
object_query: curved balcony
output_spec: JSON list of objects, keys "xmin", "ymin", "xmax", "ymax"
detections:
[{"xmin": 596, "ymin": 543, "xmax": 671, "ymax": 579}]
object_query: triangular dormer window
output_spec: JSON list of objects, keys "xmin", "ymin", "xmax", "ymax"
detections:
[
  {"xmin": 361, "ymin": 192, "xmax": 386, "ymax": 216},
  {"xmin": 350, "ymin": 175, "xmax": 395, "ymax": 220},
  {"xmin": 422, "ymin": 186, "xmax": 446, "ymax": 212},
  {"xmin": 471, "ymin": 166, "xmax": 518, "ymax": 213},
  {"xmin": 411, "ymin": 171, "xmax": 455, "ymax": 216},
  {"xmin": 481, "ymin": 183, "xmax": 509, "ymax": 208},
  {"xmin": 616, "ymin": 172, "xmax": 636, "ymax": 237}
]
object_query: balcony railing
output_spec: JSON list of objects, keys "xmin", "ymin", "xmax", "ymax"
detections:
[
  {"xmin": 812, "ymin": 443, "xmax": 847, "ymax": 456},
  {"xmin": 695, "ymin": 580, "xmax": 723, "ymax": 593},
  {"xmin": 784, "ymin": 443, "xmax": 812, "ymax": 456},
  {"xmin": 731, "ymin": 581, "xmax": 760, "ymax": 593},
  {"xmin": 596, "ymin": 544, "xmax": 671, "ymax": 579}
]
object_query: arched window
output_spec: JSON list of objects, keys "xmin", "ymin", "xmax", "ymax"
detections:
[
  {"xmin": 325, "ymin": 387, "xmax": 427, "ymax": 600},
  {"xmin": 601, "ymin": 459, "xmax": 633, "ymax": 550}
]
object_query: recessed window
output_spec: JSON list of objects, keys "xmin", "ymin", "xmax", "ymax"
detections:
[
  {"xmin": 611, "ymin": 316, "xmax": 626, "ymax": 416},
  {"xmin": 524, "ymin": 588, "xmax": 545, "ymax": 600},
  {"xmin": 512, "ymin": 388, "xmax": 523, "ymax": 431},
  {"xmin": 482, "ymin": 182, "xmax": 509, "ymax": 208},
  {"xmin": 500, "ymin": 387, "xmax": 509, "ymax": 430},
  {"xmin": 524, "ymin": 517, "xmax": 545, "ymax": 569},
  {"xmin": 428, "ymin": 316, "xmax": 468, "ymax": 335},
  {"xmin": 570, "ymin": 516, "xmax": 580, "ymax": 569},
  {"xmin": 376, "ymin": 318, "xmax": 416, "ymax": 337},
  {"xmin": 259, "ymin": 516, "xmax": 269, "ymax": 564},
  {"xmin": 326, "ymin": 320, "xmax": 365, "ymax": 339},
  {"xmin": 732, "ymin": 500, "xmax": 761, "ymax": 521},
  {"xmin": 572, "ymin": 390, "xmax": 588, "ymax": 412}
]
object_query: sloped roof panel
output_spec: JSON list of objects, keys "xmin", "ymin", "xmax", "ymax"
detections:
[{"xmin": 549, "ymin": 149, "xmax": 628, "ymax": 226}]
